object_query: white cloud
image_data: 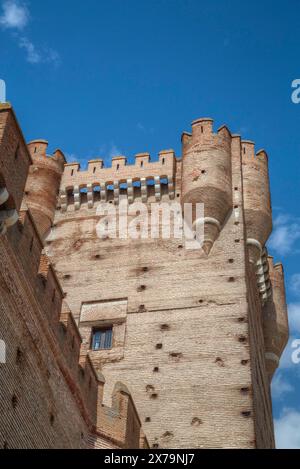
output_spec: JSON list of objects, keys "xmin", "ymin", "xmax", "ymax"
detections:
[
  {"xmin": 19, "ymin": 36, "xmax": 41, "ymax": 63},
  {"xmin": 278, "ymin": 334, "xmax": 300, "ymax": 370},
  {"xmin": 64, "ymin": 153, "xmax": 88, "ymax": 169},
  {"xmin": 275, "ymin": 409, "xmax": 300, "ymax": 449},
  {"xmin": 278, "ymin": 338, "xmax": 296, "ymax": 369},
  {"xmin": 0, "ymin": 1, "xmax": 60, "ymax": 66},
  {"xmin": 268, "ymin": 214, "xmax": 300, "ymax": 256},
  {"xmin": 291, "ymin": 274, "xmax": 300, "ymax": 296},
  {"xmin": 18, "ymin": 36, "xmax": 60, "ymax": 66},
  {"xmin": 271, "ymin": 372, "xmax": 294, "ymax": 399},
  {"xmin": 65, "ymin": 153, "xmax": 77, "ymax": 163},
  {"xmin": 0, "ymin": 0, "xmax": 29, "ymax": 30}
]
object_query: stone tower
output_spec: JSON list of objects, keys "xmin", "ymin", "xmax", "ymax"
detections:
[{"xmin": 0, "ymin": 103, "xmax": 289, "ymax": 448}]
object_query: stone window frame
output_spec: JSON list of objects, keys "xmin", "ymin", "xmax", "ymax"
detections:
[{"xmin": 79, "ymin": 299, "xmax": 128, "ymax": 364}]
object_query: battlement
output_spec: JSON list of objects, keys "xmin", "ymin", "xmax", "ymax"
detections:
[
  {"xmin": 24, "ymin": 140, "xmax": 66, "ymax": 238},
  {"xmin": 27, "ymin": 139, "xmax": 67, "ymax": 167},
  {"xmin": 0, "ymin": 104, "xmax": 32, "ymax": 237},
  {"xmin": 241, "ymin": 140, "xmax": 269, "ymax": 164},
  {"xmin": 181, "ymin": 117, "xmax": 232, "ymax": 150},
  {"xmin": 59, "ymin": 150, "xmax": 177, "ymax": 211},
  {"xmin": 181, "ymin": 117, "xmax": 233, "ymax": 254},
  {"xmin": 262, "ymin": 256, "xmax": 289, "ymax": 380},
  {"xmin": 242, "ymin": 140, "xmax": 272, "ymax": 264},
  {"xmin": 27, "ymin": 139, "xmax": 49, "ymax": 157}
]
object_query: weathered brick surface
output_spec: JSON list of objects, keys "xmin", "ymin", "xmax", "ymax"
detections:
[
  {"xmin": 0, "ymin": 104, "xmax": 31, "ymax": 211},
  {"xmin": 42, "ymin": 118, "xmax": 288, "ymax": 448},
  {"xmin": 0, "ymin": 107, "xmax": 288, "ymax": 448},
  {"xmin": 0, "ymin": 235, "xmax": 90, "ymax": 448},
  {"xmin": 0, "ymin": 106, "xmax": 146, "ymax": 449},
  {"xmin": 24, "ymin": 141, "xmax": 65, "ymax": 239}
]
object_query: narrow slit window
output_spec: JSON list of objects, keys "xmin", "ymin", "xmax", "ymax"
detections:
[{"xmin": 15, "ymin": 144, "xmax": 19, "ymax": 160}]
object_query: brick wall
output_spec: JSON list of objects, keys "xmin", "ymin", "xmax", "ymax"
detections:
[
  {"xmin": 0, "ymin": 106, "xmax": 146, "ymax": 449},
  {"xmin": 0, "ymin": 106, "xmax": 287, "ymax": 449},
  {"xmin": 44, "ymin": 118, "xmax": 287, "ymax": 448}
]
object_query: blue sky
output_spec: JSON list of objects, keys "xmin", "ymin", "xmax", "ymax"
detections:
[{"xmin": 0, "ymin": 0, "xmax": 300, "ymax": 448}]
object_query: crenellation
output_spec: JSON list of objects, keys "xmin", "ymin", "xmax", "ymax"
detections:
[
  {"xmin": 241, "ymin": 140, "xmax": 255, "ymax": 159},
  {"xmin": 135, "ymin": 152, "xmax": 151, "ymax": 165},
  {"xmin": 87, "ymin": 159, "xmax": 104, "ymax": 173},
  {"xmin": 262, "ymin": 257, "xmax": 289, "ymax": 381},
  {"xmin": 61, "ymin": 150, "xmax": 176, "ymax": 189},
  {"xmin": 191, "ymin": 117, "xmax": 214, "ymax": 143},
  {"xmin": 181, "ymin": 117, "xmax": 233, "ymax": 255},
  {"xmin": 23, "ymin": 142, "xmax": 65, "ymax": 238},
  {"xmin": 27, "ymin": 139, "xmax": 49, "ymax": 157},
  {"xmin": 256, "ymin": 149, "xmax": 269, "ymax": 164},
  {"xmin": 242, "ymin": 139, "xmax": 272, "ymax": 264},
  {"xmin": 59, "ymin": 154, "xmax": 178, "ymax": 210},
  {"xmin": 64, "ymin": 162, "xmax": 81, "ymax": 177}
]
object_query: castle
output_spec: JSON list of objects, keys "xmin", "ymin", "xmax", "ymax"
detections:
[{"xmin": 0, "ymin": 103, "xmax": 289, "ymax": 449}]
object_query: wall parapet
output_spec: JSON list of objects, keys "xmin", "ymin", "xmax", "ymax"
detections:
[
  {"xmin": 58, "ymin": 150, "xmax": 177, "ymax": 210},
  {"xmin": 0, "ymin": 104, "xmax": 32, "ymax": 235}
]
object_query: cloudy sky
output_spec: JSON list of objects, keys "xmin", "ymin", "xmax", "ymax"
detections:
[{"xmin": 0, "ymin": 0, "xmax": 299, "ymax": 448}]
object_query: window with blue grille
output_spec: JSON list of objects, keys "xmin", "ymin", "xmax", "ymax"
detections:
[{"xmin": 92, "ymin": 327, "xmax": 113, "ymax": 350}]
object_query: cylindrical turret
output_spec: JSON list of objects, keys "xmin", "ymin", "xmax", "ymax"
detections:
[
  {"xmin": 181, "ymin": 118, "xmax": 232, "ymax": 254},
  {"xmin": 25, "ymin": 140, "xmax": 66, "ymax": 239},
  {"xmin": 262, "ymin": 257, "xmax": 289, "ymax": 381},
  {"xmin": 242, "ymin": 143, "xmax": 272, "ymax": 263}
]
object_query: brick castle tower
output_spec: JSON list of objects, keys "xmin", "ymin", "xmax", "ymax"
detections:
[{"xmin": 0, "ymin": 104, "xmax": 288, "ymax": 448}]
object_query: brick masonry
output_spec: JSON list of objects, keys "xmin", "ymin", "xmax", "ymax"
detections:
[
  {"xmin": 0, "ymin": 103, "xmax": 289, "ymax": 448},
  {"xmin": 0, "ymin": 104, "xmax": 147, "ymax": 449}
]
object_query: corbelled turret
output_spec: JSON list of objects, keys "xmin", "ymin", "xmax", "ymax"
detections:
[
  {"xmin": 242, "ymin": 142, "xmax": 272, "ymax": 264},
  {"xmin": 181, "ymin": 118, "xmax": 233, "ymax": 254},
  {"xmin": 262, "ymin": 257, "xmax": 289, "ymax": 380},
  {"xmin": 24, "ymin": 140, "xmax": 66, "ymax": 239}
]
